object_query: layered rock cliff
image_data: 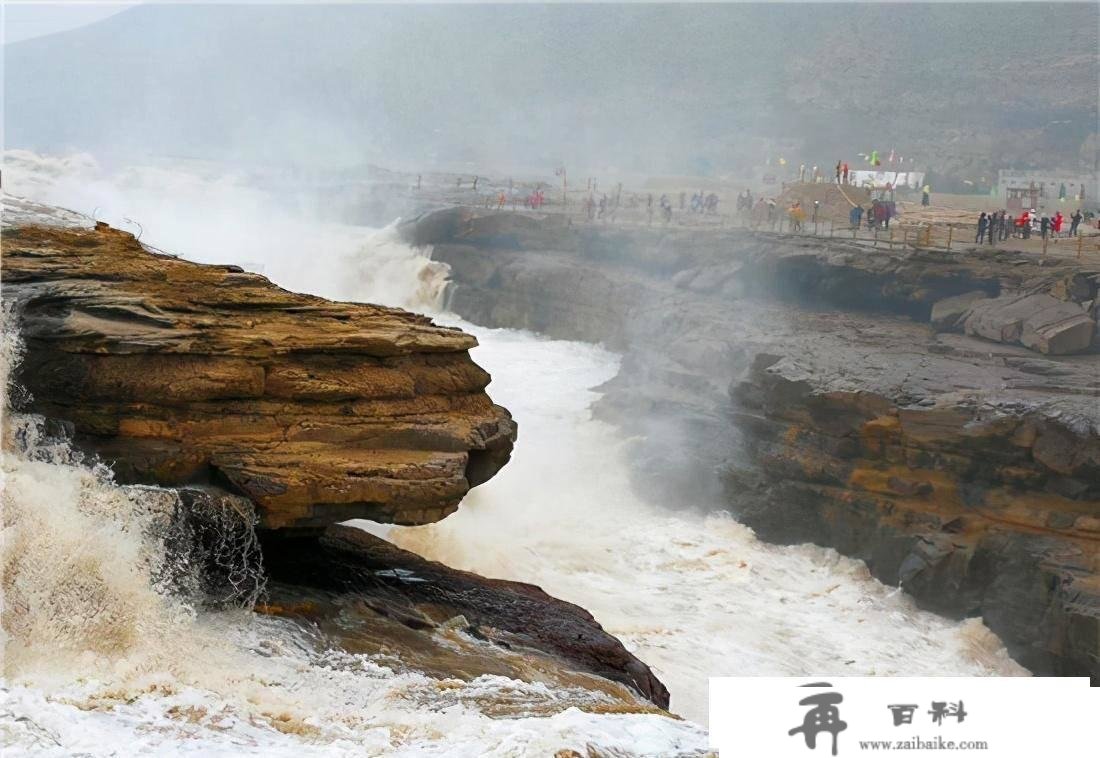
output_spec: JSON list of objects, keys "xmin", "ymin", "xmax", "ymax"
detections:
[
  {"xmin": 1, "ymin": 203, "xmax": 515, "ymax": 530},
  {"xmin": 405, "ymin": 208, "xmax": 1100, "ymax": 680},
  {"xmin": 1, "ymin": 197, "xmax": 677, "ymax": 709}
]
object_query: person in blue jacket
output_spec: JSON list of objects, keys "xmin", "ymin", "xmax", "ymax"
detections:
[{"xmin": 849, "ymin": 205, "xmax": 864, "ymax": 229}]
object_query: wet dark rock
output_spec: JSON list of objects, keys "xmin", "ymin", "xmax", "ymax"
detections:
[
  {"xmin": 174, "ymin": 485, "xmax": 266, "ymax": 606},
  {"xmin": 260, "ymin": 524, "xmax": 671, "ymax": 708}
]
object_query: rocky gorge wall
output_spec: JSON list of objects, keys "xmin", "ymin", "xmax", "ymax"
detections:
[{"xmin": 405, "ymin": 208, "xmax": 1100, "ymax": 681}]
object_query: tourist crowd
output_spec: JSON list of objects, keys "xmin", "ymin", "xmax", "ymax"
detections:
[{"xmin": 975, "ymin": 208, "xmax": 1085, "ymax": 244}]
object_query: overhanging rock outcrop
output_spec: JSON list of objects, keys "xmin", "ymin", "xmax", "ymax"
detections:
[{"xmin": 1, "ymin": 209, "xmax": 515, "ymax": 530}]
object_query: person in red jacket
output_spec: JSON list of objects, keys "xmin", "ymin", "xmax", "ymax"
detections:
[
  {"xmin": 1016, "ymin": 210, "xmax": 1031, "ymax": 238},
  {"xmin": 1052, "ymin": 211, "xmax": 1064, "ymax": 236}
]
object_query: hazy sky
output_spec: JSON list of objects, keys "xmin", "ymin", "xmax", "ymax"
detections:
[
  {"xmin": 5, "ymin": 1, "xmax": 1095, "ymax": 184},
  {"xmin": 2, "ymin": 0, "xmax": 1076, "ymax": 44},
  {"xmin": 2, "ymin": 2, "xmax": 138, "ymax": 43},
  {"xmin": 10, "ymin": 0, "xmax": 1079, "ymax": 45}
]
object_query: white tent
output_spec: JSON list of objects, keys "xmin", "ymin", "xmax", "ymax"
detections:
[{"xmin": 848, "ymin": 170, "xmax": 925, "ymax": 190}]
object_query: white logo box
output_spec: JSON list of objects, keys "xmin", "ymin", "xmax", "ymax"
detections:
[{"xmin": 709, "ymin": 676, "xmax": 1095, "ymax": 757}]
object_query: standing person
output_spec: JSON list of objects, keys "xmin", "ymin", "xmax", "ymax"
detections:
[
  {"xmin": 987, "ymin": 214, "xmax": 996, "ymax": 245},
  {"xmin": 835, "ymin": 161, "xmax": 842, "ymax": 183},
  {"xmin": 976, "ymin": 212, "xmax": 988, "ymax": 243},
  {"xmin": 850, "ymin": 204, "xmax": 864, "ymax": 229},
  {"xmin": 1070, "ymin": 209, "xmax": 1083, "ymax": 236},
  {"xmin": 1052, "ymin": 210, "xmax": 1064, "ymax": 237},
  {"xmin": 842, "ymin": 162, "xmax": 849, "ymax": 184},
  {"xmin": 1040, "ymin": 214, "xmax": 1050, "ymax": 240},
  {"xmin": 799, "ymin": 164, "xmax": 806, "ymax": 183},
  {"xmin": 921, "ymin": 184, "xmax": 931, "ymax": 206},
  {"xmin": 751, "ymin": 197, "xmax": 767, "ymax": 228},
  {"xmin": 789, "ymin": 201, "xmax": 806, "ymax": 232}
]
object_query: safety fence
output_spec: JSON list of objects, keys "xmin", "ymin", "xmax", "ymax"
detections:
[{"xmin": 444, "ymin": 198, "xmax": 1100, "ymax": 261}]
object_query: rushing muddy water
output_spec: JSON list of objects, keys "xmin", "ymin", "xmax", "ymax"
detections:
[
  {"xmin": 381, "ymin": 322, "xmax": 1027, "ymax": 724},
  {"xmin": 1, "ymin": 156, "xmax": 1024, "ymax": 755}
]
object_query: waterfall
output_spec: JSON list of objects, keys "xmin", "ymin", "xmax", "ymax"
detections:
[{"xmin": 0, "ymin": 156, "xmax": 707, "ymax": 756}]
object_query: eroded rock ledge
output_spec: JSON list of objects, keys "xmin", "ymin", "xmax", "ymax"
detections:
[
  {"xmin": 405, "ymin": 208, "xmax": 1100, "ymax": 680},
  {"xmin": 1, "ymin": 215, "xmax": 516, "ymax": 529},
  {"xmin": 262, "ymin": 524, "xmax": 670, "ymax": 708}
]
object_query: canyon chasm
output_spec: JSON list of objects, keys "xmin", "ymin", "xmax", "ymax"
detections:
[{"xmin": 405, "ymin": 207, "xmax": 1099, "ymax": 681}]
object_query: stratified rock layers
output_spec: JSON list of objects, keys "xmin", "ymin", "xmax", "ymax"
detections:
[
  {"xmin": 1, "ymin": 222, "xmax": 515, "ymax": 529},
  {"xmin": 406, "ymin": 208, "xmax": 1099, "ymax": 679}
]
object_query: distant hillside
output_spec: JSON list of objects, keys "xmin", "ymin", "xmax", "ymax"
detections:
[{"xmin": 4, "ymin": 3, "xmax": 1097, "ymax": 183}]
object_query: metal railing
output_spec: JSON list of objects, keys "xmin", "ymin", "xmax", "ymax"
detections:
[{"xmin": 418, "ymin": 184, "xmax": 1100, "ymax": 262}]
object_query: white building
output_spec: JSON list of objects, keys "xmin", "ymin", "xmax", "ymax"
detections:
[{"xmin": 997, "ymin": 170, "xmax": 1097, "ymax": 211}]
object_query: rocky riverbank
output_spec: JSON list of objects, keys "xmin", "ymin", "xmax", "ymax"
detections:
[{"xmin": 405, "ymin": 207, "xmax": 1100, "ymax": 680}]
